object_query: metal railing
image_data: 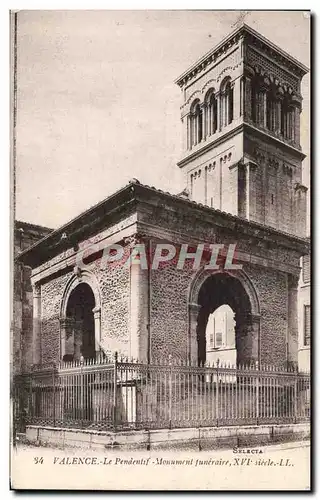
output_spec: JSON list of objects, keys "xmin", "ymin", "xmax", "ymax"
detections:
[{"xmin": 13, "ymin": 354, "xmax": 310, "ymax": 433}]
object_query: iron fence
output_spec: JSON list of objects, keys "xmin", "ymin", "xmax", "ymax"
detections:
[{"xmin": 12, "ymin": 354, "xmax": 310, "ymax": 433}]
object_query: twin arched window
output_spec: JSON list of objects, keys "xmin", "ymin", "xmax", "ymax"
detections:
[
  {"xmin": 188, "ymin": 79, "xmax": 234, "ymax": 149},
  {"xmin": 248, "ymin": 76, "xmax": 297, "ymax": 142}
]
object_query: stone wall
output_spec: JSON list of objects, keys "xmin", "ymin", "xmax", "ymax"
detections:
[
  {"xmin": 148, "ymin": 251, "xmax": 289, "ymax": 365},
  {"xmin": 13, "ymin": 221, "xmax": 52, "ymax": 373},
  {"xmin": 39, "ymin": 249, "xmax": 131, "ymax": 364}
]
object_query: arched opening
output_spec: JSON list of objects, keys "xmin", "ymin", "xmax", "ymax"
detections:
[
  {"xmin": 266, "ymin": 89, "xmax": 277, "ymax": 132},
  {"xmin": 205, "ymin": 89, "xmax": 217, "ymax": 136},
  {"xmin": 194, "ymin": 272, "xmax": 260, "ymax": 366},
  {"xmin": 64, "ymin": 282, "xmax": 96, "ymax": 361},
  {"xmin": 220, "ymin": 78, "xmax": 234, "ymax": 128},
  {"xmin": 189, "ymin": 99, "xmax": 203, "ymax": 147},
  {"xmin": 205, "ymin": 304, "xmax": 236, "ymax": 366},
  {"xmin": 195, "ymin": 103, "xmax": 203, "ymax": 143}
]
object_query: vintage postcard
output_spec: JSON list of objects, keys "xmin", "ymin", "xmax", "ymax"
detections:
[{"xmin": 10, "ymin": 10, "xmax": 311, "ymax": 491}]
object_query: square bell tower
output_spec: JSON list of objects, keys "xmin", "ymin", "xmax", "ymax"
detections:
[{"xmin": 175, "ymin": 24, "xmax": 308, "ymax": 236}]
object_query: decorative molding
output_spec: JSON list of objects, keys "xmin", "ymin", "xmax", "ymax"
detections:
[
  {"xmin": 181, "ymin": 61, "xmax": 242, "ymax": 112},
  {"xmin": 32, "ymin": 283, "xmax": 41, "ymax": 298},
  {"xmin": 175, "ymin": 25, "xmax": 307, "ymax": 89},
  {"xmin": 294, "ymin": 183, "xmax": 308, "ymax": 193}
]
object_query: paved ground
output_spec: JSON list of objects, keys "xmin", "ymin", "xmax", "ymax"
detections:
[{"xmin": 10, "ymin": 440, "xmax": 310, "ymax": 491}]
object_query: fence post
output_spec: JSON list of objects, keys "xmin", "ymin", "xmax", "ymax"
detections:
[
  {"xmin": 80, "ymin": 356, "xmax": 84, "ymax": 428},
  {"xmin": 255, "ymin": 360, "xmax": 259, "ymax": 425},
  {"xmin": 293, "ymin": 366, "xmax": 298, "ymax": 423},
  {"xmin": 52, "ymin": 367, "xmax": 56, "ymax": 427},
  {"xmin": 216, "ymin": 358, "xmax": 219, "ymax": 427},
  {"xmin": 113, "ymin": 352, "xmax": 118, "ymax": 432},
  {"xmin": 29, "ymin": 367, "xmax": 33, "ymax": 422},
  {"xmin": 168, "ymin": 354, "xmax": 172, "ymax": 429}
]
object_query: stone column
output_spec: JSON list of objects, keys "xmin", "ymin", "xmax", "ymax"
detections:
[
  {"xmin": 129, "ymin": 244, "xmax": 149, "ymax": 362},
  {"xmin": 186, "ymin": 114, "xmax": 190, "ymax": 150},
  {"xmin": 92, "ymin": 306, "xmax": 101, "ymax": 354},
  {"xmin": 275, "ymin": 100, "xmax": 281, "ymax": 135},
  {"xmin": 216, "ymin": 92, "xmax": 222, "ymax": 131},
  {"xmin": 246, "ymin": 161, "xmax": 258, "ymax": 221},
  {"xmin": 32, "ymin": 284, "xmax": 41, "ymax": 365},
  {"xmin": 233, "ymin": 77, "xmax": 241, "ymax": 120},
  {"xmin": 244, "ymin": 76, "xmax": 252, "ymax": 121},
  {"xmin": 261, "ymin": 89, "xmax": 267, "ymax": 128},
  {"xmin": 294, "ymin": 106, "xmax": 300, "ymax": 146},
  {"xmin": 200, "ymin": 103, "xmax": 206, "ymax": 141},
  {"xmin": 201, "ymin": 103, "xmax": 207, "ymax": 140},
  {"xmin": 287, "ymin": 274, "xmax": 299, "ymax": 369},
  {"xmin": 207, "ymin": 101, "xmax": 212, "ymax": 136},
  {"xmin": 189, "ymin": 303, "xmax": 201, "ymax": 364}
]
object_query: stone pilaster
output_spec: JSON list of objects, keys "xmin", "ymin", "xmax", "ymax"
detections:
[
  {"xmin": 92, "ymin": 306, "xmax": 101, "ymax": 353},
  {"xmin": 233, "ymin": 77, "xmax": 242, "ymax": 120},
  {"xmin": 287, "ymin": 274, "xmax": 299, "ymax": 368},
  {"xmin": 217, "ymin": 92, "xmax": 222, "ymax": 131},
  {"xmin": 128, "ymin": 237, "xmax": 149, "ymax": 362},
  {"xmin": 244, "ymin": 76, "xmax": 252, "ymax": 121},
  {"xmin": 294, "ymin": 106, "xmax": 301, "ymax": 146},
  {"xmin": 32, "ymin": 284, "xmax": 41, "ymax": 365},
  {"xmin": 189, "ymin": 303, "xmax": 201, "ymax": 364}
]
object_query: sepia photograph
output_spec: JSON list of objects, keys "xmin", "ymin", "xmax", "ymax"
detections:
[{"xmin": 10, "ymin": 9, "xmax": 311, "ymax": 491}]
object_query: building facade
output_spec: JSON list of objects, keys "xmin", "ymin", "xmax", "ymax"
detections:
[
  {"xmin": 298, "ymin": 248, "xmax": 311, "ymax": 372},
  {"xmin": 17, "ymin": 25, "xmax": 309, "ymax": 373},
  {"xmin": 12, "ymin": 221, "xmax": 52, "ymax": 374}
]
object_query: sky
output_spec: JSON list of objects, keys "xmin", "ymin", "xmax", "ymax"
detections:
[{"xmin": 14, "ymin": 10, "xmax": 310, "ymax": 229}]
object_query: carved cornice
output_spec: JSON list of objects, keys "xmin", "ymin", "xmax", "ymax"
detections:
[
  {"xmin": 175, "ymin": 24, "xmax": 308, "ymax": 89},
  {"xmin": 244, "ymin": 63, "xmax": 302, "ymax": 102}
]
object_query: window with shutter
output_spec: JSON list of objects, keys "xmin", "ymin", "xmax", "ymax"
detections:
[
  {"xmin": 304, "ymin": 305, "xmax": 311, "ymax": 347},
  {"xmin": 302, "ymin": 254, "xmax": 310, "ymax": 284}
]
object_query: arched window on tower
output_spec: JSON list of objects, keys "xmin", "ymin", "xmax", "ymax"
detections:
[
  {"xmin": 266, "ymin": 90, "xmax": 277, "ymax": 132},
  {"xmin": 189, "ymin": 99, "xmax": 203, "ymax": 147},
  {"xmin": 196, "ymin": 103, "xmax": 203, "ymax": 143},
  {"xmin": 220, "ymin": 78, "xmax": 234, "ymax": 128},
  {"xmin": 280, "ymin": 97, "xmax": 295, "ymax": 141},
  {"xmin": 226, "ymin": 81, "xmax": 234, "ymax": 125},
  {"xmin": 280, "ymin": 98, "xmax": 287, "ymax": 137},
  {"xmin": 205, "ymin": 90, "xmax": 217, "ymax": 136}
]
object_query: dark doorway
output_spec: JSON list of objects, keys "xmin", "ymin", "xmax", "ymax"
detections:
[
  {"xmin": 196, "ymin": 273, "xmax": 255, "ymax": 366},
  {"xmin": 66, "ymin": 282, "xmax": 96, "ymax": 360}
]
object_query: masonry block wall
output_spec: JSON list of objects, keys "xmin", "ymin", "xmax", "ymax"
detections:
[
  {"xmin": 13, "ymin": 221, "xmax": 52, "ymax": 373},
  {"xmin": 37, "ymin": 251, "xmax": 131, "ymax": 365},
  {"xmin": 136, "ymin": 190, "xmax": 304, "ymax": 366}
]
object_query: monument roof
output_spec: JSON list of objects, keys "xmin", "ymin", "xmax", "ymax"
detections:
[{"xmin": 17, "ymin": 179, "xmax": 310, "ymax": 268}]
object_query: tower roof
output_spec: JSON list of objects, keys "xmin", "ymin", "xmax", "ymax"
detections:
[{"xmin": 175, "ymin": 23, "xmax": 309, "ymax": 88}]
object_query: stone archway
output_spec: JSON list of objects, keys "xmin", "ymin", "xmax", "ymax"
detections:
[
  {"xmin": 188, "ymin": 269, "xmax": 260, "ymax": 366},
  {"xmin": 60, "ymin": 270, "xmax": 101, "ymax": 361}
]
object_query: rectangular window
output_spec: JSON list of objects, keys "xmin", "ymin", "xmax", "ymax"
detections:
[
  {"xmin": 209, "ymin": 333, "xmax": 214, "ymax": 348},
  {"xmin": 215, "ymin": 332, "xmax": 223, "ymax": 348},
  {"xmin": 304, "ymin": 305, "xmax": 311, "ymax": 347},
  {"xmin": 302, "ymin": 254, "xmax": 310, "ymax": 284}
]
